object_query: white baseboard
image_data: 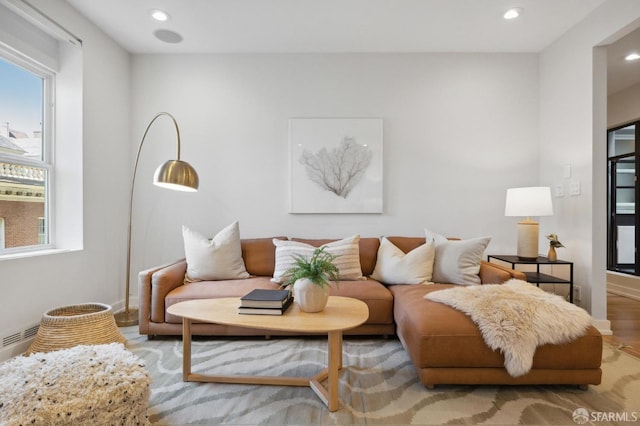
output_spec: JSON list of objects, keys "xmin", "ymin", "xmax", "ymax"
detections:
[
  {"xmin": 0, "ymin": 339, "xmax": 34, "ymax": 363},
  {"xmin": 607, "ymin": 272, "xmax": 640, "ymax": 300},
  {"xmin": 592, "ymin": 319, "xmax": 612, "ymax": 335},
  {"xmin": 111, "ymin": 297, "xmax": 139, "ymax": 314},
  {"xmin": 607, "ymin": 283, "xmax": 640, "ymax": 301},
  {"xmin": 0, "ymin": 320, "xmax": 40, "ymax": 363}
]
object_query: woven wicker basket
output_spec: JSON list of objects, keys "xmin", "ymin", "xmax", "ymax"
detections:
[{"xmin": 25, "ymin": 303, "xmax": 127, "ymax": 355}]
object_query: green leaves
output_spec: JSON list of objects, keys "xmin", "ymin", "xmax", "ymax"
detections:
[{"xmin": 281, "ymin": 247, "xmax": 340, "ymax": 289}]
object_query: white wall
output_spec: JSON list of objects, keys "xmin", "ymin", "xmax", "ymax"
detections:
[
  {"xmin": 539, "ymin": 0, "xmax": 640, "ymax": 331},
  {"xmin": 0, "ymin": 0, "xmax": 130, "ymax": 359},
  {"xmin": 129, "ymin": 53, "xmax": 540, "ymax": 286},
  {"xmin": 608, "ymin": 81, "xmax": 640, "ymax": 127}
]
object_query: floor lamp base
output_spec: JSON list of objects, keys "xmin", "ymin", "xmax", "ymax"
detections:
[{"xmin": 114, "ymin": 309, "xmax": 139, "ymax": 327}]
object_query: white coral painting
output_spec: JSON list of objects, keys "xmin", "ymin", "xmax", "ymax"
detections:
[{"xmin": 289, "ymin": 118, "xmax": 383, "ymax": 213}]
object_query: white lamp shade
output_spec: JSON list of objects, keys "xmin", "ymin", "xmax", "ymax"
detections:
[{"xmin": 505, "ymin": 187, "xmax": 553, "ymax": 217}]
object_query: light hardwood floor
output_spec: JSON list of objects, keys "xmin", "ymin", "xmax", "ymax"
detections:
[{"xmin": 604, "ymin": 293, "xmax": 640, "ymax": 358}]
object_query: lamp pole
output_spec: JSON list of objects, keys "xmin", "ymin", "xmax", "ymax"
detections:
[{"xmin": 115, "ymin": 112, "xmax": 199, "ymax": 327}]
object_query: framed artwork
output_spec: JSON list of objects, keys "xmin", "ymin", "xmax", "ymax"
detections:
[{"xmin": 289, "ymin": 118, "xmax": 383, "ymax": 213}]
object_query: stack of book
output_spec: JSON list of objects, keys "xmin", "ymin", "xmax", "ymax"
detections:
[{"xmin": 238, "ymin": 289, "xmax": 293, "ymax": 315}]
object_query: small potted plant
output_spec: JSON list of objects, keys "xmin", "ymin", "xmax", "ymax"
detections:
[
  {"xmin": 281, "ymin": 247, "xmax": 340, "ymax": 313},
  {"xmin": 546, "ymin": 234, "xmax": 564, "ymax": 262}
]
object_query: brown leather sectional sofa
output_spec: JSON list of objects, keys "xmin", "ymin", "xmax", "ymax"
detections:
[{"xmin": 138, "ymin": 236, "xmax": 603, "ymax": 387}]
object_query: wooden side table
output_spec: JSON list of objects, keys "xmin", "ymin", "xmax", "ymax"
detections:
[{"xmin": 487, "ymin": 255, "xmax": 575, "ymax": 303}]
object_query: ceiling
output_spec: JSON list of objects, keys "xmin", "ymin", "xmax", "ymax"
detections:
[
  {"xmin": 64, "ymin": 0, "xmax": 640, "ymax": 94},
  {"xmin": 607, "ymin": 26, "xmax": 640, "ymax": 96},
  {"xmin": 66, "ymin": 0, "xmax": 607, "ymax": 53}
]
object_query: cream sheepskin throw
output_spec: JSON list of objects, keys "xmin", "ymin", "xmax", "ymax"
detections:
[
  {"xmin": 425, "ymin": 279, "xmax": 593, "ymax": 377},
  {"xmin": 0, "ymin": 343, "xmax": 150, "ymax": 426}
]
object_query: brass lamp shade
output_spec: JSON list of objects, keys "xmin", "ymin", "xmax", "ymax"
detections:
[{"xmin": 154, "ymin": 159, "xmax": 199, "ymax": 192}]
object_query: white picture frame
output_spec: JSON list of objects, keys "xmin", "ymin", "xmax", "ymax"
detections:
[{"xmin": 289, "ymin": 118, "xmax": 383, "ymax": 214}]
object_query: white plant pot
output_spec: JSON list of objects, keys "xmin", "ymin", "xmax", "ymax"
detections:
[{"xmin": 294, "ymin": 278, "xmax": 329, "ymax": 313}]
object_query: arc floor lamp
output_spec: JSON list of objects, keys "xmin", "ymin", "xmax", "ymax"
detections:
[{"xmin": 114, "ymin": 112, "xmax": 199, "ymax": 327}]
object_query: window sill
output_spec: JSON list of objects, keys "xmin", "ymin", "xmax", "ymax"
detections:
[{"xmin": 0, "ymin": 248, "xmax": 79, "ymax": 261}]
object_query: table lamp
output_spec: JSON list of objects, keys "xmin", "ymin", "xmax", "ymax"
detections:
[
  {"xmin": 115, "ymin": 112, "xmax": 199, "ymax": 327},
  {"xmin": 504, "ymin": 187, "xmax": 553, "ymax": 260}
]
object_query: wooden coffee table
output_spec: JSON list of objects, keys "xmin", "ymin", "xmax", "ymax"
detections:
[{"xmin": 167, "ymin": 296, "xmax": 369, "ymax": 411}]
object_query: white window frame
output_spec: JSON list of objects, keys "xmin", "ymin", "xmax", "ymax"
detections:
[
  {"xmin": 0, "ymin": 217, "xmax": 5, "ymax": 248},
  {"xmin": 0, "ymin": 49, "xmax": 54, "ymax": 254}
]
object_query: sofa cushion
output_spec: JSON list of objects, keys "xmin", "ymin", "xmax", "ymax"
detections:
[
  {"xmin": 165, "ymin": 277, "xmax": 392, "ymax": 326},
  {"xmin": 291, "ymin": 236, "xmax": 380, "ymax": 276},
  {"xmin": 182, "ymin": 222, "xmax": 249, "ymax": 282},
  {"xmin": 272, "ymin": 235, "xmax": 365, "ymax": 282},
  {"xmin": 390, "ymin": 284, "xmax": 603, "ymax": 370},
  {"xmin": 425, "ymin": 229, "xmax": 491, "ymax": 285},
  {"xmin": 241, "ymin": 237, "xmax": 287, "ymax": 276},
  {"xmin": 371, "ymin": 237, "xmax": 435, "ymax": 285},
  {"xmin": 165, "ymin": 277, "xmax": 281, "ymax": 323},
  {"xmin": 328, "ymin": 279, "xmax": 394, "ymax": 325}
]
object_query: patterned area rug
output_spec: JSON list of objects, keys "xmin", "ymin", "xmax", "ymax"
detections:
[{"xmin": 122, "ymin": 327, "xmax": 639, "ymax": 425}]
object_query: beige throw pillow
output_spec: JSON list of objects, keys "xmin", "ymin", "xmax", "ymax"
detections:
[
  {"xmin": 425, "ymin": 228, "xmax": 491, "ymax": 286},
  {"xmin": 183, "ymin": 221, "xmax": 250, "ymax": 282},
  {"xmin": 271, "ymin": 235, "xmax": 364, "ymax": 283},
  {"xmin": 370, "ymin": 237, "xmax": 435, "ymax": 285}
]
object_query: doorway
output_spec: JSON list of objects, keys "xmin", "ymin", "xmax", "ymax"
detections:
[{"xmin": 608, "ymin": 122, "xmax": 639, "ymax": 275}]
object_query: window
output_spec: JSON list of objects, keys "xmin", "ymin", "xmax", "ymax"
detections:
[
  {"xmin": 0, "ymin": 55, "xmax": 52, "ymax": 253},
  {"xmin": 0, "ymin": 217, "xmax": 5, "ymax": 248},
  {"xmin": 0, "ymin": 0, "xmax": 83, "ymax": 257}
]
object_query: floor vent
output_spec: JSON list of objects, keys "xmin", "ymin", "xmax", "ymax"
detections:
[{"xmin": 1, "ymin": 324, "xmax": 39, "ymax": 348}]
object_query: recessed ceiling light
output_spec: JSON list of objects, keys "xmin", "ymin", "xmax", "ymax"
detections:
[
  {"xmin": 503, "ymin": 8, "xmax": 523, "ymax": 20},
  {"xmin": 150, "ymin": 9, "xmax": 169, "ymax": 22},
  {"xmin": 625, "ymin": 52, "xmax": 640, "ymax": 61}
]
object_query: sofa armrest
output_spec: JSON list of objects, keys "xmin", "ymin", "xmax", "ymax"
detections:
[
  {"xmin": 479, "ymin": 260, "xmax": 526, "ymax": 284},
  {"xmin": 138, "ymin": 259, "xmax": 187, "ymax": 334}
]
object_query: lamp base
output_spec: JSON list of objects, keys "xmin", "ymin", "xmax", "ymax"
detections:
[
  {"xmin": 114, "ymin": 309, "xmax": 139, "ymax": 327},
  {"xmin": 517, "ymin": 255, "xmax": 539, "ymax": 260},
  {"xmin": 516, "ymin": 220, "xmax": 539, "ymax": 260}
]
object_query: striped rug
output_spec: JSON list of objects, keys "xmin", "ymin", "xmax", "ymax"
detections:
[{"xmin": 122, "ymin": 327, "xmax": 639, "ymax": 425}]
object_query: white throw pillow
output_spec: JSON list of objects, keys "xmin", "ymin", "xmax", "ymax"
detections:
[
  {"xmin": 182, "ymin": 222, "xmax": 250, "ymax": 282},
  {"xmin": 370, "ymin": 237, "xmax": 435, "ymax": 285},
  {"xmin": 272, "ymin": 235, "xmax": 364, "ymax": 283},
  {"xmin": 425, "ymin": 229, "xmax": 491, "ymax": 286}
]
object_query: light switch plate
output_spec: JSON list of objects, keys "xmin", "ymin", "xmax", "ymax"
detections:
[
  {"xmin": 554, "ymin": 184, "xmax": 564, "ymax": 197},
  {"xmin": 563, "ymin": 164, "xmax": 572, "ymax": 179},
  {"xmin": 569, "ymin": 181, "xmax": 581, "ymax": 195}
]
